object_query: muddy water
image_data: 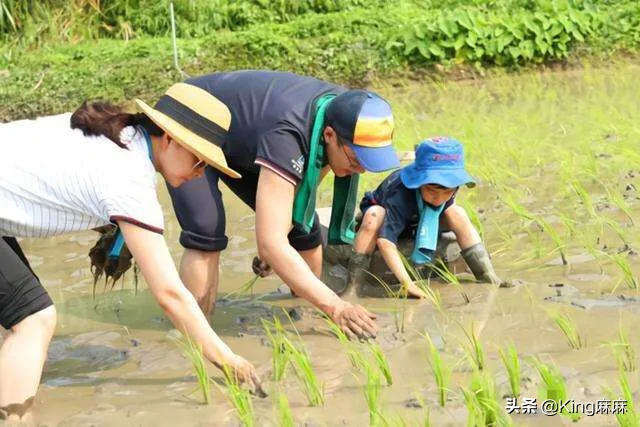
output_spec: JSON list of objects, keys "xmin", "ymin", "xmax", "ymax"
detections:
[{"xmin": 4, "ymin": 65, "xmax": 640, "ymax": 426}]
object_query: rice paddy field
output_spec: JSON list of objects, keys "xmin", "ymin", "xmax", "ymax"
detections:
[{"xmin": 4, "ymin": 62, "xmax": 640, "ymax": 426}]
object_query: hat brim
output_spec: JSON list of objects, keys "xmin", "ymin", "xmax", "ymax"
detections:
[
  {"xmin": 350, "ymin": 143, "xmax": 400, "ymax": 172},
  {"xmin": 135, "ymin": 99, "xmax": 241, "ymax": 179},
  {"xmin": 400, "ymin": 165, "xmax": 476, "ymax": 189}
]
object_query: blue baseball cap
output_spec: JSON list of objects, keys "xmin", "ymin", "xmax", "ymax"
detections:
[
  {"xmin": 400, "ymin": 137, "xmax": 476, "ymax": 189},
  {"xmin": 325, "ymin": 89, "xmax": 400, "ymax": 172}
]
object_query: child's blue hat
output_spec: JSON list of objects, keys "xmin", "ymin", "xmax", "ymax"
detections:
[{"xmin": 400, "ymin": 137, "xmax": 476, "ymax": 189}]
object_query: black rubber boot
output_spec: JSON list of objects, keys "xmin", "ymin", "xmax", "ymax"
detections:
[
  {"xmin": 461, "ymin": 243, "xmax": 503, "ymax": 285},
  {"xmin": 339, "ymin": 251, "xmax": 372, "ymax": 297}
]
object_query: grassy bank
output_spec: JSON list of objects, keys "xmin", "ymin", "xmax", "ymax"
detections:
[{"xmin": 1, "ymin": 0, "xmax": 639, "ymax": 120}]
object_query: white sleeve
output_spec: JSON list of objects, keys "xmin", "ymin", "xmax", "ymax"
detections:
[{"xmin": 100, "ymin": 163, "xmax": 164, "ymax": 234}]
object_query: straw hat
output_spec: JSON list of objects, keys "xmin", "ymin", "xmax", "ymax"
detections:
[{"xmin": 135, "ymin": 82, "xmax": 241, "ymax": 178}]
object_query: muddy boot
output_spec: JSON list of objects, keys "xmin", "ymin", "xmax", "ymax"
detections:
[
  {"xmin": 340, "ymin": 251, "xmax": 372, "ymax": 297},
  {"xmin": 461, "ymin": 243, "xmax": 507, "ymax": 286}
]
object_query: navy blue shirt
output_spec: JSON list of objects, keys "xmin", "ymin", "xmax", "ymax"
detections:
[
  {"xmin": 360, "ymin": 170, "xmax": 456, "ymax": 244},
  {"xmin": 186, "ymin": 71, "xmax": 346, "ymax": 185}
]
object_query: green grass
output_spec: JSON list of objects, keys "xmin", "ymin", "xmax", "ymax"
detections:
[
  {"xmin": 498, "ymin": 344, "xmax": 521, "ymax": 398},
  {"xmin": 548, "ymin": 311, "xmax": 585, "ymax": 350},
  {"xmin": 170, "ymin": 333, "xmax": 212, "ymax": 404},
  {"xmin": 425, "ymin": 333, "xmax": 450, "ymax": 407}
]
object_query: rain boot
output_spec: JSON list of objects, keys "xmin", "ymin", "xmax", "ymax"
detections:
[
  {"xmin": 340, "ymin": 250, "xmax": 372, "ymax": 297},
  {"xmin": 461, "ymin": 243, "xmax": 504, "ymax": 286}
]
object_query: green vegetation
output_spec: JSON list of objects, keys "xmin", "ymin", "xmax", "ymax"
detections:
[
  {"xmin": 222, "ymin": 365, "xmax": 255, "ymax": 427},
  {"xmin": 548, "ymin": 311, "xmax": 585, "ymax": 350},
  {"xmin": 362, "ymin": 359, "xmax": 383, "ymax": 426},
  {"xmin": 461, "ymin": 370, "xmax": 512, "ymax": 427},
  {"xmin": 425, "ymin": 333, "xmax": 450, "ymax": 407},
  {"xmin": 602, "ymin": 325, "xmax": 637, "ymax": 373},
  {"xmin": 369, "ymin": 342, "xmax": 393, "ymax": 386},
  {"xmin": 3, "ymin": 1, "xmax": 640, "ymax": 120},
  {"xmin": 275, "ymin": 392, "xmax": 294, "ymax": 427},
  {"xmin": 530, "ymin": 357, "xmax": 581, "ymax": 422},
  {"xmin": 498, "ymin": 344, "xmax": 521, "ymax": 398},
  {"xmin": 170, "ymin": 333, "xmax": 212, "ymax": 404},
  {"xmin": 461, "ymin": 323, "xmax": 486, "ymax": 371}
]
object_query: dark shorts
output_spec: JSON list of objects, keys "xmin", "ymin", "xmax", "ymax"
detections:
[
  {"xmin": 167, "ymin": 166, "xmax": 322, "ymax": 252},
  {"xmin": 0, "ymin": 237, "xmax": 54, "ymax": 329}
]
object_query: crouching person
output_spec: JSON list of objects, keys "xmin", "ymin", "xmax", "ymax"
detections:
[{"xmin": 333, "ymin": 137, "xmax": 505, "ymax": 298}]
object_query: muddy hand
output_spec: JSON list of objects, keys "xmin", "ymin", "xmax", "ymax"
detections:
[
  {"xmin": 225, "ymin": 354, "xmax": 267, "ymax": 398},
  {"xmin": 332, "ymin": 302, "xmax": 378, "ymax": 340},
  {"xmin": 252, "ymin": 256, "xmax": 273, "ymax": 278}
]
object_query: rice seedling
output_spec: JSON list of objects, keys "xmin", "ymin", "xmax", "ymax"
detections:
[
  {"xmin": 461, "ymin": 322, "xmax": 486, "ymax": 371},
  {"xmin": 361, "ymin": 359, "xmax": 383, "ymax": 426},
  {"xmin": 283, "ymin": 335, "xmax": 325, "ymax": 406},
  {"xmin": 275, "ymin": 392, "xmax": 294, "ymax": 427},
  {"xmin": 365, "ymin": 270, "xmax": 408, "ymax": 333},
  {"xmin": 222, "ymin": 365, "xmax": 255, "ymax": 427},
  {"xmin": 425, "ymin": 333, "xmax": 450, "ymax": 407},
  {"xmin": 398, "ymin": 252, "xmax": 444, "ymax": 310},
  {"xmin": 170, "ymin": 332, "xmax": 212, "ymax": 404},
  {"xmin": 261, "ymin": 317, "xmax": 290, "ymax": 382},
  {"xmin": 498, "ymin": 343, "xmax": 521, "ymax": 398},
  {"xmin": 608, "ymin": 253, "xmax": 638, "ymax": 291},
  {"xmin": 369, "ymin": 342, "xmax": 393, "ymax": 386},
  {"xmin": 225, "ymin": 274, "xmax": 259, "ymax": 299},
  {"xmin": 571, "ymin": 180, "xmax": 597, "ymax": 219},
  {"xmin": 602, "ymin": 325, "xmax": 637, "ymax": 373},
  {"xmin": 530, "ymin": 357, "xmax": 581, "ymax": 421},
  {"xmin": 430, "ymin": 259, "xmax": 469, "ymax": 304},
  {"xmin": 325, "ymin": 317, "xmax": 365, "ymax": 371},
  {"xmin": 609, "ymin": 368, "xmax": 640, "ymax": 427},
  {"xmin": 461, "ymin": 370, "xmax": 512, "ymax": 427},
  {"xmin": 548, "ymin": 310, "xmax": 585, "ymax": 350},
  {"xmin": 502, "ymin": 195, "xmax": 568, "ymax": 265}
]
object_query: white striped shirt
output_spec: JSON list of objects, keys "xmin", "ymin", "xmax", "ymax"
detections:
[{"xmin": 0, "ymin": 113, "xmax": 164, "ymax": 237}]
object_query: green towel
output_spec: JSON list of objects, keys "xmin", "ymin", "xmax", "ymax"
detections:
[{"xmin": 292, "ymin": 93, "xmax": 359, "ymax": 245}]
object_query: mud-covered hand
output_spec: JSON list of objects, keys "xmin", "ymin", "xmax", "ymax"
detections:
[
  {"xmin": 331, "ymin": 301, "xmax": 378, "ymax": 340},
  {"xmin": 252, "ymin": 256, "xmax": 273, "ymax": 278},
  {"xmin": 461, "ymin": 243, "xmax": 513, "ymax": 288},
  {"xmin": 222, "ymin": 354, "xmax": 267, "ymax": 398}
]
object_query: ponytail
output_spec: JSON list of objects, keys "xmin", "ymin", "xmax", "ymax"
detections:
[{"xmin": 70, "ymin": 101, "xmax": 163, "ymax": 148}]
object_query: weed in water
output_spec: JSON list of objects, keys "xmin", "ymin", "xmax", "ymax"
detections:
[
  {"xmin": 498, "ymin": 343, "xmax": 521, "ymax": 398},
  {"xmin": 369, "ymin": 342, "xmax": 393, "ymax": 386},
  {"xmin": 425, "ymin": 333, "xmax": 450, "ymax": 407},
  {"xmin": 170, "ymin": 333, "xmax": 211, "ymax": 404},
  {"xmin": 548, "ymin": 310, "xmax": 585, "ymax": 350},
  {"xmin": 222, "ymin": 365, "xmax": 254, "ymax": 427},
  {"xmin": 461, "ymin": 370, "xmax": 512, "ymax": 427}
]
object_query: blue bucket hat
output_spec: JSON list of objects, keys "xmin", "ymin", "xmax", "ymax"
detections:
[{"xmin": 400, "ymin": 137, "xmax": 476, "ymax": 189}]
